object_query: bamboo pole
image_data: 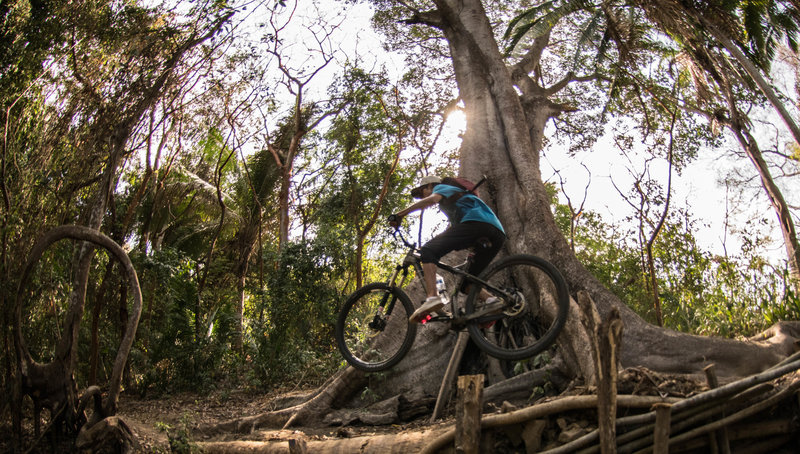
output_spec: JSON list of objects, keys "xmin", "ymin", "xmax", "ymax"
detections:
[{"xmin": 421, "ymin": 395, "xmax": 677, "ymax": 454}]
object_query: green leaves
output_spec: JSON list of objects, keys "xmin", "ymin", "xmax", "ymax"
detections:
[{"xmin": 555, "ymin": 197, "xmax": 799, "ymax": 336}]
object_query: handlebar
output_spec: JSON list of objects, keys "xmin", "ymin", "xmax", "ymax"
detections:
[{"xmin": 391, "ymin": 227, "xmax": 417, "ymax": 250}]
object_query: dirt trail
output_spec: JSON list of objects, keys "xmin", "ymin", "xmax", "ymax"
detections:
[{"xmin": 117, "ymin": 388, "xmax": 440, "ymax": 452}]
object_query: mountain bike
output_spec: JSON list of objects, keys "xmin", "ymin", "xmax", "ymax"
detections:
[{"xmin": 335, "ymin": 228, "xmax": 570, "ymax": 373}]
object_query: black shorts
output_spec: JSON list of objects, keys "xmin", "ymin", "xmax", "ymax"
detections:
[{"xmin": 419, "ymin": 221, "xmax": 506, "ymax": 279}]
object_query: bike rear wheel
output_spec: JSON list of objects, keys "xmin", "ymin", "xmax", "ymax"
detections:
[
  {"xmin": 465, "ymin": 255, "xmax": 569, "ymax": 361},
  {"xmin": 335, "ymin": 282, "xmax": 417, "ymax": 372}
]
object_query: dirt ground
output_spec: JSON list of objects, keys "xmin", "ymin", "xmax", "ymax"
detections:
[
  {"xmin": 4, "ymin": 368, "xmax": 781, "ymax": 452},
  {"xmin": 117, "ymin": 388, "xmax": 446, "ymax": 452},
  {"xmin": 0, "ymin": 387, "xmax": 443, "ymax": 453},
  {"xmin": 115, "ymin": 369, "xmax": 709, "ymax": 452}
]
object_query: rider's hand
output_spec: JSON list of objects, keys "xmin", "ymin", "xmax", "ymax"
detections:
[{"xmin": 387, "ymin": 213, "xmax": 403, "ymax": 228}]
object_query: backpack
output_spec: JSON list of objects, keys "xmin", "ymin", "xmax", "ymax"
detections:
[
  {"xmin": 439, "ymin": 176, "xmax": 487, "ymax": 210},
  {"xmin": 441, "ymin": 176, "xmax": 483, "ymax": 198}
]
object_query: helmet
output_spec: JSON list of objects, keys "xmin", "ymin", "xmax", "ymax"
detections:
[{"xmin": 411, "ymin": 175, "xmax": 441, "ymax": 198}]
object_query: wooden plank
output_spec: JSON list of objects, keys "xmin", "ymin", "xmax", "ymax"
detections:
[
  {"xmin": 455, "ymin": 375, "xmax": 484, "ymax": 454},
  {"xmin": 430, "ymin": 331, "xmax": 470, "ymax": 422},
  {"xmin": 578, "ymin": 291, "xmax": 622, "ymax": 453},
  {"xmin": 704, "ymin": 364, "xmax": 731, "ymax": 454},
  {"xmin": 653, "ymin": 403, "xmax": 672, "ymax": 454}
]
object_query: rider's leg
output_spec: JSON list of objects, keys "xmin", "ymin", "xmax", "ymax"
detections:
[
  {"xmin": 463, "ymin": 225, "xmax": 505, "ymax": 290},
  {"xmin": 423, "ymin": 262, "xmax": 438, "ymax": 298},
  {"xmin": 408, "ymin": 261, "xmax": 446, "ymax": 323},
  {"xmin": 463, "ymin": 225, "xmax": 505, "ymax": 307},
  {"xmin": 413, "ymin": 230, "xmax": 462, "ymax": 322},
  {"xmin": 413, "ymin": 223, "xmax": 503, "ymax": 322}
]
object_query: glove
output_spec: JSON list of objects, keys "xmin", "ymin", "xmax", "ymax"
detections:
[{"xmin": 387, "ymin": 213, "xmax": 402, "ymax": 227}]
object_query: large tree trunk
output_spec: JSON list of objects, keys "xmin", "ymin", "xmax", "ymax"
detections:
[{"xmin": 428, "ymin": 0, "xmax": 793, "ymax": 381}]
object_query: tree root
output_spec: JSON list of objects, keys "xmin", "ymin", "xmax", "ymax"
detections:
[
  {"xmin": 190, "ymin": 361, "xmax": 800, "ymax": 453},
  {"xmin": 194, "ymin": 343, "xmax": 800, "ymax": 453},
  {"xmin": 199, "ymin": 357, "xmax": 570, "ymax": 438},
  {"xmin": 196, "ymin": 367, "xmax": 368, "ymax": 436},
  {"xmin": 483, "ymin": 357, "xmax": 570, "ymax": 405}
]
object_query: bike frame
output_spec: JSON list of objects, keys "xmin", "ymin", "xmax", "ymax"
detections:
[{"xmin": 386, "ymin": 229, "xmax": 512, "ymax": 325}]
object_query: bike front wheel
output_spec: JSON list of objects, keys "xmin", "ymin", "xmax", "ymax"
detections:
[
  {"xmin": 465, "ymin": 255, "xmax": 569, "ymax": 361},
  {"xmin": 335, "ymin": 282, "xmax": 417, "ymax": 372}
]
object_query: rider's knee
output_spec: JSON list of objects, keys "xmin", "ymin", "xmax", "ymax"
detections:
[{"xmin": 419, "ymin": 247, "xmax": 440, "ymax": 264}]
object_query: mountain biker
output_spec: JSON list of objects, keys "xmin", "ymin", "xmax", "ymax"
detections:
[{"xmin": 388, "ymin": 175, "xmax": 506, "ymax": 323}]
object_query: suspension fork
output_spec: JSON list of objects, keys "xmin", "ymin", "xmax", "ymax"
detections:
[{"xmin": 376, "ymin": 264, "xmax": 410, "ymax": 319}]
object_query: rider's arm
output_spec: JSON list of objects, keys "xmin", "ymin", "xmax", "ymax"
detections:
[
  {"xmin": 389, "ymin": 193, "xmax": 443, "ymax": 227},
  {"xmin": 396, "ymin": 193, "xmax": 442, "ymax": 218}
]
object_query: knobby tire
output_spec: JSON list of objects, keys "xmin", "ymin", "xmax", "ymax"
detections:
[
  {"xmin": 335, "ymin": 282, "xmax": 417, "ymax": 372},
  {"xmin": 465, "ymin": 254, "xmax": 569, "ymax": 361}
]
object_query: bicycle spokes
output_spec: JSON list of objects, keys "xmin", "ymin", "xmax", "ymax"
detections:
[{"xmin": 335, "ymin": 283, "xmax": 418, "ymax": 372}]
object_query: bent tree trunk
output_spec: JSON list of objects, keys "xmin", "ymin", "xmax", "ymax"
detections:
[
  {"xmin": 13, "ymin": 227, "xmax": 143, "ymax": 442},
  {"xmin": 10, "ymin": 14, "xmax": 232, "ymax": 449}
]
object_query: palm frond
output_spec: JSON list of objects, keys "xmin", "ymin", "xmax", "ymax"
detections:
[
  {"xmin": 675, "ymin": 51, "xmax": 717, "ymax": 106},
  {"xmin": 175, "ymin": 165, "xmax": 242, "ymax": 217},
  {"xmin": 742, "ymin": 0, "xmax": 768, "ymax": 64},
  {"xmin": 772, "ymin": 7, "xmax": 800, "ymax": 52},
  {"xmin": 573, "ymin": 12, "xmax": 604, "ymax": 70},
  {"xmin": 503, "ymin": 1, "xmax": 559, "ymax": 40},
  {"xmin": 594, "ymin": 24, "xmax": 612, "ymax": 69},
  {"xmin": 504, "ymin": 0, "xmax": 594, "ymax": 55}
]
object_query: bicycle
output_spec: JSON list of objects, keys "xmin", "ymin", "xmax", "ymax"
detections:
[{"xmin": 335, "ymin": 228, "xmax": 570, "ymax": 373}]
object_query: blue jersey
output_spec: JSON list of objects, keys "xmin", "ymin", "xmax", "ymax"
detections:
[{"xmin": 433, "ymin": 184, "xmax": 505, "ymax": 235}]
